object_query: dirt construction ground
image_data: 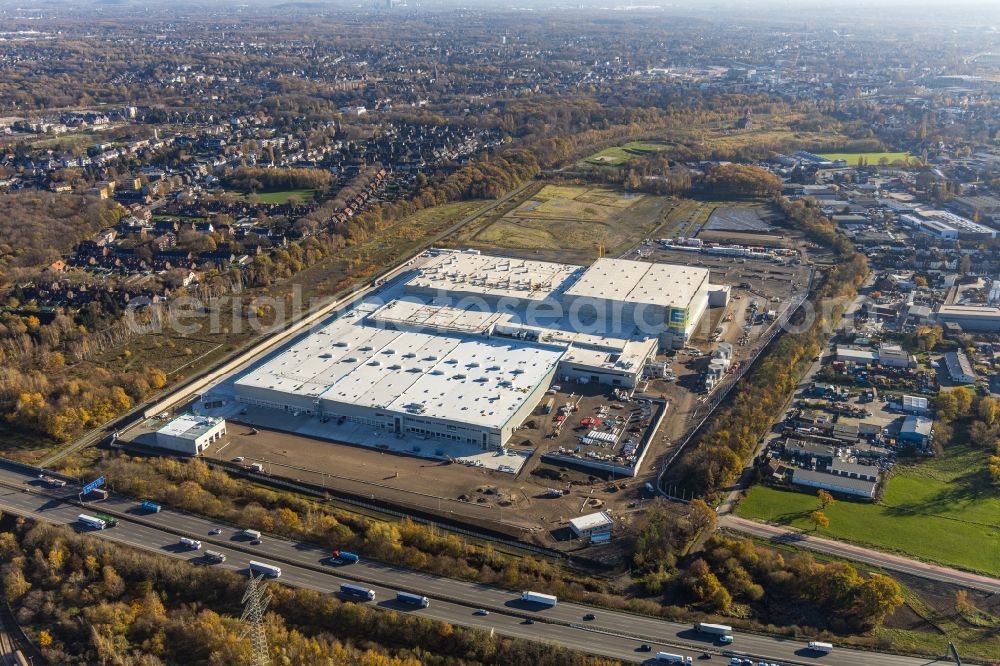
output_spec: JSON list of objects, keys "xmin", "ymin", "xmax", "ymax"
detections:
[{"xmin": 207, "ymin": 422, "xmax": 662, "ymax": 547}]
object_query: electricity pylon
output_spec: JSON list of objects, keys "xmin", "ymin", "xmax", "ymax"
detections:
[{"xmin": 241, "ymin": 572, "xmax": 272, "ymax": 666}]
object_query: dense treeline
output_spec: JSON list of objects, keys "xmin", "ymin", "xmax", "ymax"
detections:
[
  {"xmin": 3, "ymin": 520, "xmax": 623, "ymax": 666},
  {"xmin": 932, "ymin": 387, "xmax": 1000, "ymax": 485},
  {"xmin": 224, "ymin": 165, "xmax": 334, "ymax": 193},
  {"xmin": 3, "ymin": 363, "xmax": 166, "ymax": 442},
  {"xmin": 683, "ymin": 535, "xmax": 903, "ymax": 632},
  {"xmin": 670, "ymin": 198, "xmax": 867, "ymax": 495},
  {"xmin": 702, "ymin": 164, "xmax": 783, "ymax": 199},
  {"xmin": 0, "ymin": 192, "xmax": 122, "ymax": 284},
  {"xmin": 630, "ymin": 503, "xmax": 903, "ymax": 634}
]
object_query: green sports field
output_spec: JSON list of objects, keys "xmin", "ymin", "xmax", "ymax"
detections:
[
  {"xmin": 736, "ymin": 443, "xmax": 1000, "ymax": 576},
  {"xmin": 818, "ymin": 152, "xmax": 912, "ymax": 166},
  {"xmin": 583, "ymin": 140, "xmax": 673, "ymax": 166},
  {"xmin": 250, "ymin": 189, "xmax": 317, "ymax": 204}
]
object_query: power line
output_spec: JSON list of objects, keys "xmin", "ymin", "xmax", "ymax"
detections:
[{"xmin": 241, "ymin": 571, "xmax": 272, "ymax": 666}]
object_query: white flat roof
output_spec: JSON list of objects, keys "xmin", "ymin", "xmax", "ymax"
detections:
[
  {"xmin": 157, "ymin": 414, "xmax": 224, "ymax": 440},
  {"xmin": 369, "ymin": 299, "xmax": 504, "ymax": 334},
  {"xmin": 235, "ymin": 312, "xmax": 564, "ymax": 430},
  {"xmin": 938, "ymin": 304, "xmax": 1000, "ymax": 318},
  {"xmin": 405, "ymin": 253, "xmax": 583, "ymax": 302},
  {"xmin": 570, "ymin": 511, "xmax": 613, "ymax": 531},
  {"xmin": 562, "ymin": 258, "xmax": 709, "ymax": 309}
]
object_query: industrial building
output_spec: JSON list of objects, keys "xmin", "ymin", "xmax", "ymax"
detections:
[
  {"xmin": 561, "ymin": 258, "xmax": 711, "ymax": 345},
  {"xmin": 876, "ymin": 344, "xmax": 916, "ymax": 369},
  {"xmin": 829, "ymin": 460, "xmax": 879, "ymax": 482},
  {"xmin": 899, "ymin": 415, "xmax": 933, "ymax": 446},
  {"xmin": 835, "ymin": 344, "xmax": 914, "ymax": 368},
  {"xmin": 234, "ymin": 306, "xmax": 565, "ymax": 450},
  {"xmin": 836, "ymin": 346, "xmax": 877, "ymax": 365},
  {"xmin": 792, "ymin": 468, "xmax": 877, "ymax": 499},
  {"xmin": 404, "ymin": 253, "xmax": 583, "ymax": 308},
  {"xmin": 935, "ymin": 304, "xmax": 1000, "ymax": 332},
  {"xmin": 900, "ymin": 210, "xmax": 997, "ymax": 240},
  {"xmin": 155, "ymin": 415, "xmax": 227, "ymax": 455},
  {"xmin": 232, "ymin": 252, "xmax": 720, "ymax": 452},
  {"xmin": 901, "ymin": 395, "xmax": 929, "ymax": 413},
  {"xmin": 569, "ymin": 511, "xmax": 614, "ymax": 539},
  {"xmin": 943, "ymin": 350, "xmax": 976, "ymax": 384}
]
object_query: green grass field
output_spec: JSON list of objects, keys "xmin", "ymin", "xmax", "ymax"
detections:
[
  {"xmin": 583, "ymin": 140, "xmax": 672, "ymax": 166},
  {"xmin": 469, "ymin": 184, "xmax": 655, "ymax": 252},
  {"xmin": 736, "ymin": 443, "xmax": 1000, "ymax": 576},
  {"xmin": 250, "ymin": 189, "xmax": 317, "ymax": 204},
  {"xmin": 818, "ymin": 152, "xmax": 912, "ymax": 166}
]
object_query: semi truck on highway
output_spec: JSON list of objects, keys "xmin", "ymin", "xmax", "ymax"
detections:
[
  {"xmin": 340, "ymin": 583, "xmax": 376, "ymax": 601},
  {"xmin": 520, "ymin": 591, "xmax": 557, "ymax": 607},
  {"xmin": 240, "ymin": 529, "xmax": 262, "ymax": 540},
  {"xmin": 94, "ymin": 512, "xmax": 119, "ymax": 528},
  {"xmin": 695, "ymin": 622, "xmax": 733, "ymax": 644},
  {"xmin": 140, "ymin": 501, "xmax": 161, "ymax": 513},
  {"xmin": 330, "ymin": 550, "xmax": 359, "ymax": 564},
  {"xmin": 78, "ymin": 514, "xmax": 106, "ymax": 530},
  {"xmin": 396, "ymin": 591, "xmax": 430, "ymax": 608},
  {"xmin": 179, "ymin": 537, "xmax": 202, "ymax": 550},
  {"xmin": 248, "ymin": 561, "xmax": 281, "ymax": 578},
  {"xmin": 654, "ymin": 653, "xmax": 692, "ymax": 665},
  {"xmin": 38, "ymin": 474, "xmax": 66, "ymax": 487},
  {"xmin": 808, "ymin": 641, "xmax": 833, "ymax": 653},
  {"xmin": 204, "ymin": 550, "xmax": 226, "ymax": 563}
]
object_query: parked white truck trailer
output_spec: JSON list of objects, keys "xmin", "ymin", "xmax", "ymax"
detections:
[{"xmin": 520, "ymin": 591, "xmax": 557, "ymax": 607}]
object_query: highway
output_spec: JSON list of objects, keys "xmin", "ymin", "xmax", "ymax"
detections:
[{"xmin": 0, "ymin": 466, "xmax": 955, "ymax": 666}]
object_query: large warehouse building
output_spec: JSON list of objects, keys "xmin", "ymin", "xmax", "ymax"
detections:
[
  {"xmin": 235, "ymin": 304, "xmax": 565, "ymax": 449},
  {"xmin": 935, "ymin": 304, "xmax": 1000, "ymax": 332},
  {"xmin": 233, "ymin": 252, "xmax": 718, "ymax": 450},
  {"xmin": 560, "ymin": 258, "xmax": 711, "ymax": 343}
]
